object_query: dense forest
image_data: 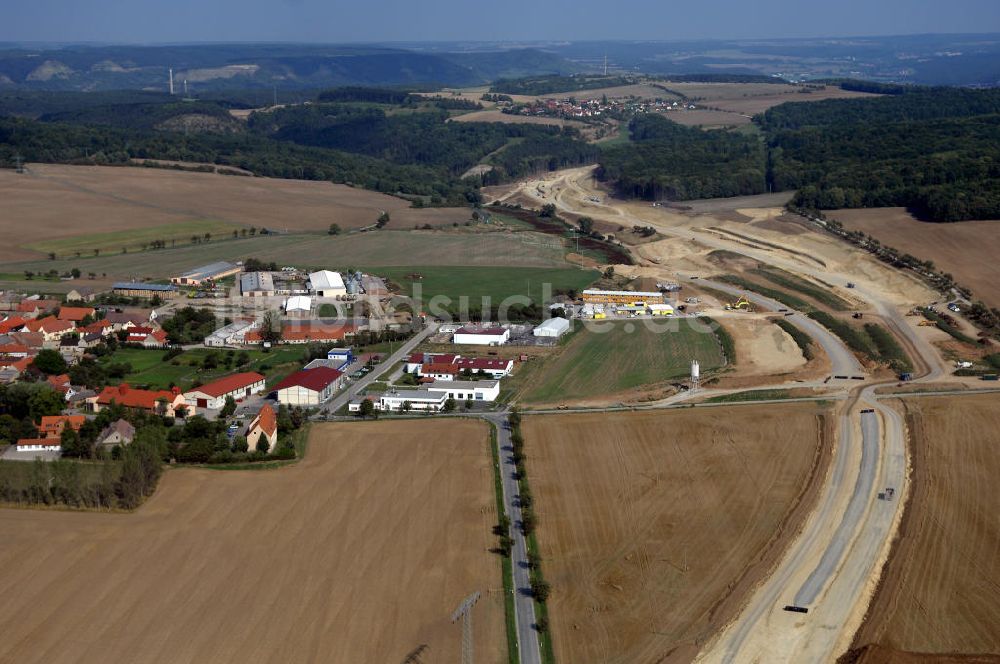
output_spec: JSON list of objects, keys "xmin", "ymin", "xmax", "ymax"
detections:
[
  {"xmin": 597, "ymin": 114, "xmax": 767, "ymax": 200},
  {"xmin": 0, "ymin": 86, "xmax": 603, "ymax": 205},
  {"xmin": 490, "ymin": 75, "xmax": 635, "ymax": 96},
  {"xmin": 0, "ymin": 115, "xmax": 482, "ymax": 204},
  {"xmin": 249, "ymin": 102, "xmax": 594, "ymax": 179},
  {"xmin": 762, "ymin": 88, "xmax": 1000, "ymax": 221},
  {"xmin": 598, "ymin": 87, "xmax": 1000, "ymax": 222}
]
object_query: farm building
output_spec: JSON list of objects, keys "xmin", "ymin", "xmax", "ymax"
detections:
[
  {"xmin": 65, "ymin": 286, "xmax": 98, "ymax": 302},
  {"xmin": 455, "ymin": 357, "xmax": 513, "ymax": 378},
  {"xmin": 244, "ymin": 322, "xmax": 356, "ymax": 345},
  {"xmin": 15, "ymin": 438, "xmax": 62, "ymax": 453},
  {"xmin": 171, "ymin": 262, "xmax": 240, "ymax": 286},
  {"xmin": 378, "ymin": 390, "xmax": 448, "ymax": 412},
  {"xmin": 246, "ymin": 403, "xmax": 278, "ymax": 451},
  {"xmin": 97, "ymin": 419, "xmax": 135, "ymax": 449},
  {"xmin": 183, "ymin": 372, "xmax": 266, "ymax": 410},
  {"xmin": 89, "ymin": 385, "xmax": 188, "ymax": 417},
  {"xmin": 533, "ymin": 317, "xmax": 571, "ymax": 338},
  {"xmin": 240, "ymin": 272, "xmax": 275, "ymax": 297},
  {"xmin": 308, "ymin": 270, "xmax": 347, "ymax": 298},
  {"xmin": 274, "ymin": 367, "xmax": 344, "ymax": 406},
  {"xmin": 284, "ymin": 296, "xmax": 312, "ymax": 316},
  {"xmin": 112, "ymin": 282, "xmax": 178, "ymax": 299},
  {"xmin": 453, "ymin": 325, "xmax": 510, "ymax": 346},
  {"xmin": 582, "ymin": 289, "xmax": 664, "ymax": 305},
  {"xmin": 419, "ymin": 363, "xmax": 460, "ymax": 381},
  {"xmin": 426, "ymin": 380, "xmax": 500, "ymax": 402}
]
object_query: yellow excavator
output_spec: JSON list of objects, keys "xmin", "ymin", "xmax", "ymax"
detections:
[{"xmin": 730, "ymin": 294, "xmax": 753, "ymax": 312}]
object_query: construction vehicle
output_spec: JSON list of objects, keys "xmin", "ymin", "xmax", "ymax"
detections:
[
  {"xmin": 846, "ymin": 282, "xmax": 856, "ymax": 288},
  {"xmin": 852, "ymin": 312, "xmax": 864, "ymax": 319},
  {"xmin": 731, "ymin": 295, "xmax": 753, "ymax": 312},
  {"xmin": 918, "ymin": 320, "xmax": 936, "ymax": 327}
]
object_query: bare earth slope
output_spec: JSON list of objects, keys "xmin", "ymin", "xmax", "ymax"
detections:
[
  {"xmin": 846, "ymin": 394, "xmax": 1000, "ymax": 663},
  {"xmin": 0, "ymin": 420, "xmax": 503, "ymax": 664},
  {"xmin": 524, "ymin": 404, "xmax": 831, "ymax": 663}
]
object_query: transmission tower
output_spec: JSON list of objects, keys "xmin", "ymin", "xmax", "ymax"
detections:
[{"xmin": 451, "ymin": 591, "xmax": 481, "ymax": 664}]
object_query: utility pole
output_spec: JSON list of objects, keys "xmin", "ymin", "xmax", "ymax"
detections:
[
  {"xmin": 451, "ymin": 591, "xmax": 480, "ymax": 664},
  {"xmin": 14, "ymin": 154, "xmax": 24, "ymax": 174}
]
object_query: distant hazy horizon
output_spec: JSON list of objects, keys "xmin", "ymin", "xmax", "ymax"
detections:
[{"xmin": 4, "ymin": 0, "xmax": 999, "ymax": 44}]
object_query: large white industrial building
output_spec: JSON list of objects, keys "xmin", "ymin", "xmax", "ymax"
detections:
[
  {"xmin": 453, "ymin": 325, "xmax": 510, "ymax": 346},
  {"xmin": 308, "ymin": 270, "xmax": 347, "ymax": 298}
]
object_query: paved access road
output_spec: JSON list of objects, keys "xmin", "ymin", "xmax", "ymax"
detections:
[
  {"xmin": 484, "ymin": 411, "xmax": 543, "ymax": 664},
  {"xmin": 312, "ymin": 322, "xmax": 438, "ymax": 418}
]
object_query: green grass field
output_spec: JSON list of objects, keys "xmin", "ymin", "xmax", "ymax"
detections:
[
  {"xmin": 27, "ymin": 220, "xmax": 241, "ymax": 258},
  {"xmin": 516, "ymin": 320, "xmax": 725, "ymax": 404},
  {"xmin": 8, "ymin": 229, "xmax": 572, "ymax": 283},
  {"xmin": 369, "ymin": 265, "xmax": 598, "ymax": 303},
  {"xmin": 99, "ymin": 347, "xmax": 308, "ymax": 391}
]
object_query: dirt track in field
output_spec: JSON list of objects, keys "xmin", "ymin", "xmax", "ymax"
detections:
[
  {"xmin": 0, "ymin": 164, "xmax": 469, "ymax": 261},
  {"xmin": 846, "ymin": 395, "xmax": 1000, "ymax": 663},
  {"xmin": 0, "ymin": 420, "xmax": 504, "ymax": 664},
  {"xmin": 524, "ymin": 404, "xmax": 831, "ymax": 663}
]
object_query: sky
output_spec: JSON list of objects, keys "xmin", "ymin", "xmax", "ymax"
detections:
[{"xmin": 2, "ymin": 0, "xmax": 999, "ymax": 43}]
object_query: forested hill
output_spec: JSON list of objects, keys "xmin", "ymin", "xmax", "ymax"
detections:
[
  {"xmin": 598, "ymin": 115, "xmax": 767, "ymax": 200},
  {"xmin": 598, "ymin": 87, "xmax": 1000, "ymax": 222},
  {"xmin": 0, "ymin": 86, "xmax": 600, "ymax": 206},
  {"xmin": 764, "ymin": 88, "xmax": 1000, "ymax": 222}
]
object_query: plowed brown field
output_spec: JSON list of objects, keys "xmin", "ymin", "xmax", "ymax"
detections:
[
  {"xmin": 848, "ymin": 394, "xmax": 1000, "ymax": 662},
  {"xmin": 832, "ymin": 207, "xmax": 1000, "ymax": 309},
  {"xmin": 524, "ymin": 404, "xmax": 831, "ymax": 663},
  {"xmin": 0, "ymin": 420, "xmax": 504, "ymax": 664},
  {"xmin": 0, "ymin": 164, "xmax": 469, "ymax": 261}
]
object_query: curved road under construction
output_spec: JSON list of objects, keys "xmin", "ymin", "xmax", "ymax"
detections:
[{"xmin": 505, "ymin": 169, "xmax": 946, "ymax": 663}]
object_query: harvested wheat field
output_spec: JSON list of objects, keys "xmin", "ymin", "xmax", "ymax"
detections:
[
  {"xmin": 0, "ymin": 420, "xmax": 504, "ymax": 664},
  {"xmin": 0, "ymin": 164, "xmax": 469, "ymax": 261},
  {"xmin": 832, "ymin": 207, "xmax": 1000, "ymax": 309},
  {"xmin": 524, "ymin": 404, "xmax": 830, "ymax": 663},
  {"xmin": 847, "ymin": 394, "xmax": 1000, "ymax": 663}
]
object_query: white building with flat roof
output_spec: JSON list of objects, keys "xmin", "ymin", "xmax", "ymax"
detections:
[
  {"xmin": 379, "ymin": 390, "xmax": 448, "ymax": 412},
  {"xmin": 425, "ymin": 379, "xmax": 500, "ymax": 402}
]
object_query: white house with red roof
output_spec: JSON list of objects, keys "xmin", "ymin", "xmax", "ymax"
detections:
[
  {"xmin": 246, "ymin": 403, "xmax": 278, "ymax": 451},
  {"xmin": 183, "ymin": 372, "xmax": 267, "ymax": 410},
  {"xmin": 454, "ymin": 357, "xmax": 513, "ymax": 378},
  {"xmin": 404, "ymin": 352, "xmax": 458, "ymax": 373},
  {"xmin": 274, "ymin": 367, "xmax": 344, "ymax": 406}
]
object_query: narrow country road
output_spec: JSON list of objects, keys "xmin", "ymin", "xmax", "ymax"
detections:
[{"xmin": 484, "ymin": 411, "xmax": 543, "ymax": 664}]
